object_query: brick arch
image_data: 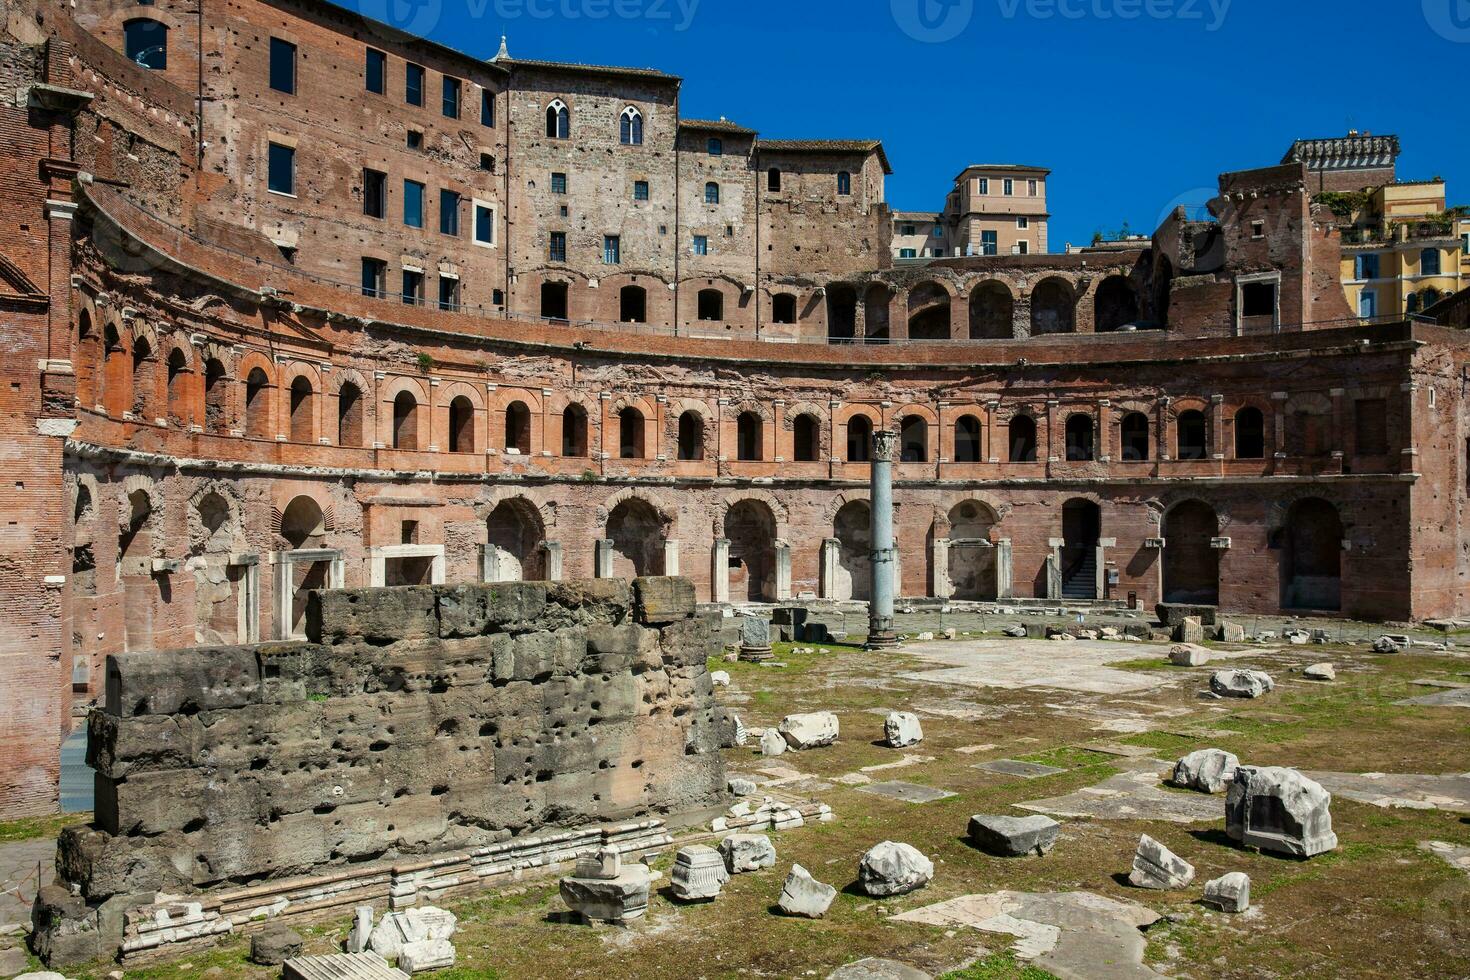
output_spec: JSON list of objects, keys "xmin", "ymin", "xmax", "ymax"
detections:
[
  {"xmin": 664, "ymin": 398, "xmax": 714, "ymax": 446},
  {"xmin": 820, "ymin": 489, "xmax": 872, "ymax": 525},
  {"xmin": 834, "ymin": 403, "xmax": 882, "ymax": 426},
  {"xmin": 960, "ymin": 275, "xmax": 1022, "ymax": 301},
  {"xmin": 1165, "ymin": 396, "xmax": 1212, "ymax": 420},
  {"xmin": 116, "ymin": 473, "xmax": 161, "ymax": 535},
  {"xmin": 160, "ymin": 333, "xmax": 196, "ymax": 372},
  {"xmin": 892, "ymin": 403, "xmax": 939, "ymax": 425},
  {"xmin": 719, "ymin": 489, "xmax": 789, "ymax": 539},
  {"xmin": 475, "ymin": 488, "xmax": 557, "ymax": 531},
  {"xmin": 730, "ymin": 398, "xmax": 771, "ymax": 422},
  {"xmin": 1264, "ymin": 490, "xmax": 1354, "ymax": 540},
  {"xmin": 596, "ymin": 489, "xmax": 676, "ymax": 535},
  {"xmin": 937, "ymin": 490, "xmax": 1011, "ymax": 525},
  {"xmin": 186, "ymin": 479, "xmax": 246, "ymax": 555}
]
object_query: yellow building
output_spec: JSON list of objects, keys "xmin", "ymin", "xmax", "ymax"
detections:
[{"xmin": 1337, "ymin": 179, "xmax": 1465, "ymax": 319}]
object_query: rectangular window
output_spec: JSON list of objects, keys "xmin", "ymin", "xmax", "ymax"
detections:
[
  {"xmin": 404, "ymin": 63, "xmax": 424, "ymax": 106},
  {"xmin": 932, "ymin": 225, "xmax": 943, "ymax": 238},
  {"xmin": 1016, "ymin": 240, "xmax": 1029, "ymax": 255},
  {"xmin": 708, "ymin": 137, "xmax": 723, "ymax": 155},
  {"xmin": 269, "ymin": 38, "xmax": 296, "ymax": 95},
  {"xmin": 1003, "ymin": 178, "xmax": 1014, "ymax": 195},
  {"xmin": 901, "ymin": 223, "xmax": 915, "ymax": 235},
  {"xmin": 899, "ymin": 248, "xmax": 917, "ymax": 259},
  {"xmin": 551, "ymin": 172, "xmax": 567, "ymax": 195},
  {"xmin": 360, "ymin": 257, "xmax": 385, "ymax": 298},
  {"xmin": 1422, "ymin": 248, "xmax": 1442, "ymax": 276},
  {"xmin": 548, "ymin": 231, "xmax": 566, "ymax": 262},
  {"xmin": 633, "ymin": 180, "xmax": 649, "ymax": 201},
  {"xmin": 1017, "ymin": 216, "xmax": 1029, "ymax": 229},
  {"xmin": 837, "ymin": 171, "xmax": 851, "ymax": 196},
  {"xmin": 439, "ymin": 189, "xmax": 460, "ymax": 235},
  {"xmin": 267, "ymin": 142, "xmax": 294, "ymax": 195},
  {"xmin": 480, "ymin": 152, "xmax": 495, "ymax": 172},
  {"xmin": 693, "ymin": 235, "xmax": 709, "ymax": 256},
  {"xmin": 977, "ymin": 178, "xmax": 989, "ymax": 194},
  {"xmin": 1355, "ymin": 398, "xmax": 1388, "ymax": 455},
  {"xmin": 401, "ymin": 269, "xmax": 423, "ymax": 305},
  {"xmin": 473, "ymin": 202, "xmax": 495, "ymax": 246},
  {"xmin": 480, "ymin": 89, "xmax": 494, "ymax": 126},
  {"xmin": 1356, "ymin": 253, "xmax": 1380, "ymax": 280},
  {"xmin": 362, "ymin": 168, "xmax": 386, "ymax": 218},
  {"xmin": 1241, "ymin": 281, "xmax": 1277, "ymax": 317},
  {"xmin": 603, "ymin": 235, "xmax": 620, "ymax": 264},
  {"xmin": 403, "ymin": 179, "xmax": 424, "ymax": 228},
  {"xmin": 1028, "ymin": 178, "xmax": 1039, "ymax": 196},
  {"xmin": 406, "ymin": 129, "xmax": 423, "ymax": 150},
  {"xmin": 442, "ymin": 76, "xmax": 460, "ymax": 118},
  {"xmin": 980, "ymin": 230, "xmax": 997, "ymax": 256},
  {"xmin": 365, "ymin": 48, "xmax": 385, "ymax": 94},
  {"xmin": 438, "ymin": 276, "xmax": 459, "ymax": 311}
]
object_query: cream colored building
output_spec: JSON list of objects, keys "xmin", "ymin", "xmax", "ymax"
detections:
[
  {"xmin": 1339, "ymin": 179, "xmax": 1465, "ymax": 319},
  {"xmin": 892, "ymin": 164, "xmax": 1050, "ymax": 259}
]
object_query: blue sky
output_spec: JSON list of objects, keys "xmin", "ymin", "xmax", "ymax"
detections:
[{"xmin": 353, "ymin": 0, "xmax": 1470, "ymax": 251}]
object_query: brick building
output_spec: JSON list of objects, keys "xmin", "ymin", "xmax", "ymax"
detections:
[
  {"xmin": 2, "ymin": 0, "xmax": 1470, "ymax": 819},
  {"xmin": 892, "ymin": 164, "xmax": 1049, "ymax": 260}
]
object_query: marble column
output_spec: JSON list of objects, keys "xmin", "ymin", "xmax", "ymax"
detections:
[{"xmin": 866, "ymin": 429, "xmax": 900, "ymax": 650}]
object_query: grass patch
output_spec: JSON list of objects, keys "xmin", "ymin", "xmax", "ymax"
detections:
[
  {"xmin": 0, "ymin": 811, "xmax": 89, "ymax": 844},
  {"xmin": 940, "ymin": 952, "xmax": 1059, "ymax": 979},
  {"xmin": 1109, "ymin": 657, "xmax": 1178, "ymax": 672},
  {"xmin": 1119, "ymin": 731, "xmax": 1197, "ymax": 754}
]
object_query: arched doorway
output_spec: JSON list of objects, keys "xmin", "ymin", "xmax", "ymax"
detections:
[
  {"xmin": 1031, "ymin": 278, "xmax": 1075, "ymax": 335},
  {"xmin": 607, "ymin": 498, "xmax": 665, "ymax": 577},
  {"xmin": 847, "ymin": 415, "xmax": 873, "ymax": 462},
  {"xmin": 1094, "ymin": 276, "xmax": 1139, "ymax": 332},
  {"xmin": 969, "ymin": 281, "xmax": 1013, "ymax": 339},
  {"xmin": 1060, "ymin": 499, "xmax": 1101, "ymax": 599},
  {"xmin": 827, "ymin": 285, "xmax": 857, "ymax": 342},
  {"xmin": 619, "ymin": 285, "xmax": 647, "ymax": 323},
  {"xmin": 118, "ymin": 489, "xmax": 157, "ymax": 652},
  {"xmin": 727, "ymin": 499, "xmax": 777, "ymax": 602},
  {"xmin": 832, "ymin": 499, "xmax": 871, "ymax": 601},
  {"xmin": 278, "ymin": 495, "xmax": 328, "ymax": 641},
  {"xmin": 948, "ymin": 501, "xmax": 998, "ymax": 600},
  {"xmin": 1163, "ymin": 500, "xmax": 1219, "ymax": 605},
  {"xmin": 677, "ymin": 411, "xmax": 704, "ymax": 461},
  {"xmin": 486, "ymin": 498, "xmax": 546, "ymax": 581},
  {"xmin": 907, "ymin": 282, "xmax": 951, "ymax": 340},
  {"xmin": 1281, "ymin": 498, "xmax": 1343, "ymax": 611}
]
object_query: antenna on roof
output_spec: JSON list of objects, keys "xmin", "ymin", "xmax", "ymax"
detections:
[{"xmin": 493, "ymin": 35, "xmax": 510, "ymax": 61}]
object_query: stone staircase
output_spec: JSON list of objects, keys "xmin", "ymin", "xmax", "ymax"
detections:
[{"xmin": 1061, "ymin": 551, "xmax": 1097, "ymax": 600}]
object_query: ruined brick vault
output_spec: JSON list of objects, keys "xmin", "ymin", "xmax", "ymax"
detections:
[{"xmin": 2, "ymin": 0, "xmax": 1470, "ymax": 831}]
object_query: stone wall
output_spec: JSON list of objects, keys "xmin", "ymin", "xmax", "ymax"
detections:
[{"xmin": 57, "ymin": 576, "xmax": 727, "ymax": 903}]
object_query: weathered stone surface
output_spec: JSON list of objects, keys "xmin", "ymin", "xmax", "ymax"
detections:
[
  {"xmin": 1172, "ymin": 617, "xmax": 1205, "ymax": 644},
  {"xmin": 1374, "ymin": 635, "xmax": 1406, "ymax": 654},
  {"xmin": 1226, "ymin": 767, "xmax": 1338, "ymax": 857},
  {"xmin": 728, "ymin": 777, "xmax": 757, "ymax": 796},
  {"xmin": 1157, "ymin": 603, "xmax": 1217, "ymax": 628},
  {"xmin": 760, "ymin": 730, "xmax": 788, "ymax": 756},
  {"xmin": 1202, "ymin": 872, "xmax": 1250, "ymax": 912},
  {"xmin": 1129, "ymin": 835, "xmax": 1195, "ymax": 889},
  {"xmin": 671, "ymin": 845, "xmax": 730, "ymax": 901},
  {"xmin": 1210, "ymin": 669, "xmax": 1274, "ymax": 699},
  {"xmin": 397, "ymin": 939, "xmax": 455, "ymax": 974},
  {"xmin": 720, "ymin": 833, "xmax": 777, "ymax": 874},
  {"xmin": 367, "ymin": 907, "xmax": 456, "ymax": 961},
  {"xmin": 711, "ymin": 670, "xmax": 731, "ymax": 687},
  {"xmin": 1170, "ymin": 749, "xmax": 1239, "ymax": 794},
  {"xmin": 1217, "ymin": 622, "xmax": 1246, "ymax": 643},
  {"xmin": 347, "ymin": 906, "xmax": 373, "ymax": 953},
  {"xmin": 1304, "ymin": 663, "xmax": 1336, "ymax": 681},
  {"xmin": 779, "ymin": 711, "xmax": 840, "ymax": 750},
  {"xmin": 883, "ymin": 712, "xmax": 923, "ymax": 748},
  {"xmin": 1169, "ymin": 644, "xmax": 1211, "ymax": 667},
  {"xmin": 967, "ymin": 814, "xmax": 1061, "ymax": 857},
  {"xmin": 858, "ymin": 841, "xmax": 933, "ymax": 897},
  {"xmin": 250, "ymin": 923, "xmax": 304, "ymax": 965},
  {"xmin": 827, "ymin": 958, "xmax": 933, "ymax": 980},
  {"xmin": 777, "ymin": 864, "xmax": 836, "ymax": 918},
  {"xmin": 436, "ymin": 582, "xmax": 547, "ymax": 638},
  {"xmin": 560, "ymin": 865, "xmax": 651, "ymax": 924},
  {"xmin": 633, "ymin": 577, "xmax": 695, "ymax": 625},
  {"xmin": 283, "ymin": 952, "xmax": 409, "ymax": 980},
  {"xmin": 739, "ymin": 617, "xmax": 771, "ymax": 651}
]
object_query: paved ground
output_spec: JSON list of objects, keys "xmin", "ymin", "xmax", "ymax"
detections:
[{"xmin": 0, "ymin": 838, "xmax": 54, "ymax": 935}]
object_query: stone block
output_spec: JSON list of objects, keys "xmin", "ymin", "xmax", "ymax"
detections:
[
  {"xmin": 857, "ymin": 841, "xmax": 933, "ymax": 897},
  {"xmin": 1202, "ymin": 872, "xmax": 1250, "ymax": 912},
  {"xmin": 719, "ymin": 833, "xmax": 776, "ymax": 873},
  {"xmin": 1218, "ymin": 622, "xmax": 1246, "ymax": 643},
  {"xmin": 1226, "ymin": 766, "xmax": 1337, "ymax": 858},
  {"xmin": 1304, "ymin": 663, "xmax": 1336, "ymax": 681},
  {"xmin": 1170, "ymin": 749, "xmax": 1239, "ymax": 793},
  {"xmin": 660, "ymin": 616, "xmax": 714, "ymax": 669},
  {"xmin": 1129, "ymin": 834, "xmax": 1195, "ymax": 890},
  {"xmin": 759, "ymin": 730, "xmax": 787, "ymax": 757},
  {"xmin": 777, "ymin": 864, "xmax": 836, "ymax": 918},
  {"xmin": 1169, "ymin": 643, "xmax": 1211, "ymax": 667},
  {"xmin": 967, "ymin": 814, "xmax": 1060, "ymax": 857},
  {"xmin": 283, "ymin": 953, "xmax": 408, "ymax": 980},
  {"xmin": 1156, "ymin": 603, "xmax": 1218, "ymax": 627},
  {"xmin": 547, "ymin": 579, "xmax": 631, "ymax": 624},
  {"xmin": 1172, "ymin": 618, "xmax": 1205, "ymax": 644},
  {"xmin": 779, "ymin": 711, "xmax": 839, "ymax": 750},
  {"xmin": 883, "ymin": 711, "xmax": 923, "ymax": 748},
  {"xmin": 398, "ymin": 939, "xmax": 455, "ymax": 974},
  {"xmin": 633, "ymin": 576, "xmax": 696, "ymax": 625},
  {"xmin": 1210, "ymin": 669, "xmax": 1274, "ymax": 699},
  {"xmin": 560, "ymin": 865, "xmax": 651, "ymax": 924},
  {"xmin": 1024, "ymin": 623, "xmax": 1047, "ymax": 639},
  {"xmin": 104, "ymin": 648, "xmax": 261, "ymax": 717},
  {"xmin": 86, "ymin": 710, "xmax": 201, "ymax": 778},
  {"xmin": 308, "ymin": 588, "xmax": 439, "ymax": 647},
  {"xmin": 670, "ymin": 845, "xmax": 730, "ymax": 901},
  {"xmin": 367, "ymin": 907, "xmax": 457, "ymax": 961},
  {"xmin": 250, "ymin": 923, "xmax": 304, "ymax": 965},
  {"xmin": 437, "ymin": 582, "xmax": 547, "ymax": 638}
]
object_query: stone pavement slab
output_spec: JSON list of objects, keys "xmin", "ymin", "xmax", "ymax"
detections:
[
  {"xmin": 975, "ymin": 759, "xmax": 1068, "ymax": 779},
  {"xmin": 1397, "ymin": 688, "xmax": 1470, "ymax": 708},
  {"xmin": 1017, "ymin": 758, "xmax": 1222, "ymax": 824},
  {"xmin": 0, "ymin": 838, "xmax": 55, "ymax": 935},
  {"xmin": 857, "ymin": 781, "xmax": 957, "ymax": 804},
  {"xmin": 1305, "ymin": 771, "xmax": 1470, "ymax": 813}
]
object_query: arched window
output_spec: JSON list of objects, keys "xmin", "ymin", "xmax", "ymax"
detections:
[
  {"xmin": 124, "ymin": 18, "xmax": 168, "ymax": 70},
  {"xmin": 847, "ymin": 415, "xmax": 873, "ymax": 462},
  {"xmin": 1234, "ymin": 406, "xmax": 1265, "ymax": 459},
  {"xmin": 899, "ymin": 416, "xmax": 927, "ymax": 462},
  {"xmin": 772, "ymin": 294, "xmax": 797, "ymax": 324},
  {"xmin": 618, "ymin": 407, "xmax": 645, "ymax": 459},
  {"xmin": 704, "ymin": 181, "xmax": 720, "ymax": 205},
  {"xmin": 203, "ymin": 358, "xmax": 227, "ymax": 432},
  {"xmin": 827, "ymin": 285, "xmax": 857, "ymax": 342},
  {"xmin": 1094, "ymin": 276, "xmax": 1139, "ymax": 332},
  {"xmin": 1065, "ymin": 413, "xmax": 1094, "ymax": 461},
  {"xmin": 793, "ymin": 413, "xmax": 820, "ymax": 462},
  {"xmin": 244, "ymin": 367, "xmax": 271, "ymax": 439},
  {"xmin": 619, "ymin": 106, "xmax": 643, "ymax": 145},
  {"xmin": 619, "ymin": 285, "xmax": 646, "ymax": 323},
  {"xmin": 166, "ymin": 348, "xmax": 188, "ymax": 425},
  {"xmin": 131, "ymin": 336, "xmax": 154, "ymax": 419},
  {"xmin": 1009, "ymin": 415, "xmax": 1037, "ymax": 462},
  {"xmin": 541, "ymin": 281, "xmax": 569, "ymax": 320},
  {"xmin": 289, "ymin": 376, "xmax": 314, "ymax": 443},
  {"xmin": 836, "ymin": 171, "xmax": 851, "ymax": 196},
  {"xmin": 1031, "ymin": 277, "xmax": 1075, "ymax": 335},
  {"xmin": 1177, "ymin": 409, "xmax": 1208, "ymax": 460},
  {"xmin": 697, "ymin": 289, "xmax": 723, "ymax": 322},
  {"xmin": 448, "ymin": 396, "xmax": 475, "ymax": 453},
  {"xmin": 392, "ymin": 390, "xmax": 418, "ymax": 450},
  {"xmin": 562, "ymin": 404, "xmax": 588, "ymax": 457},
  {"xmin": 954, "ymin": 415, "xmax": 981, "ymax": 462},
  {"xmin": 736, "ymin": 411, "xmax": 763, "ymax": 461},
  {"xmin": 337, "ymin": 381, "xmax": 363, "ymax": 446},
  {"xmin": 545, "ymin": 99, "xmax": 569, "ymax": 139},
  {"xmin": 504, "ymin": 400, "xmax": 530, "ymax": 454},
  {"xmin": 1120, "ymin": 411, "xmax": 1149, "ymax": 461},
  {"xmin": 677, "ymin": 411, "xmax": 704, "ymax": 461}
]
